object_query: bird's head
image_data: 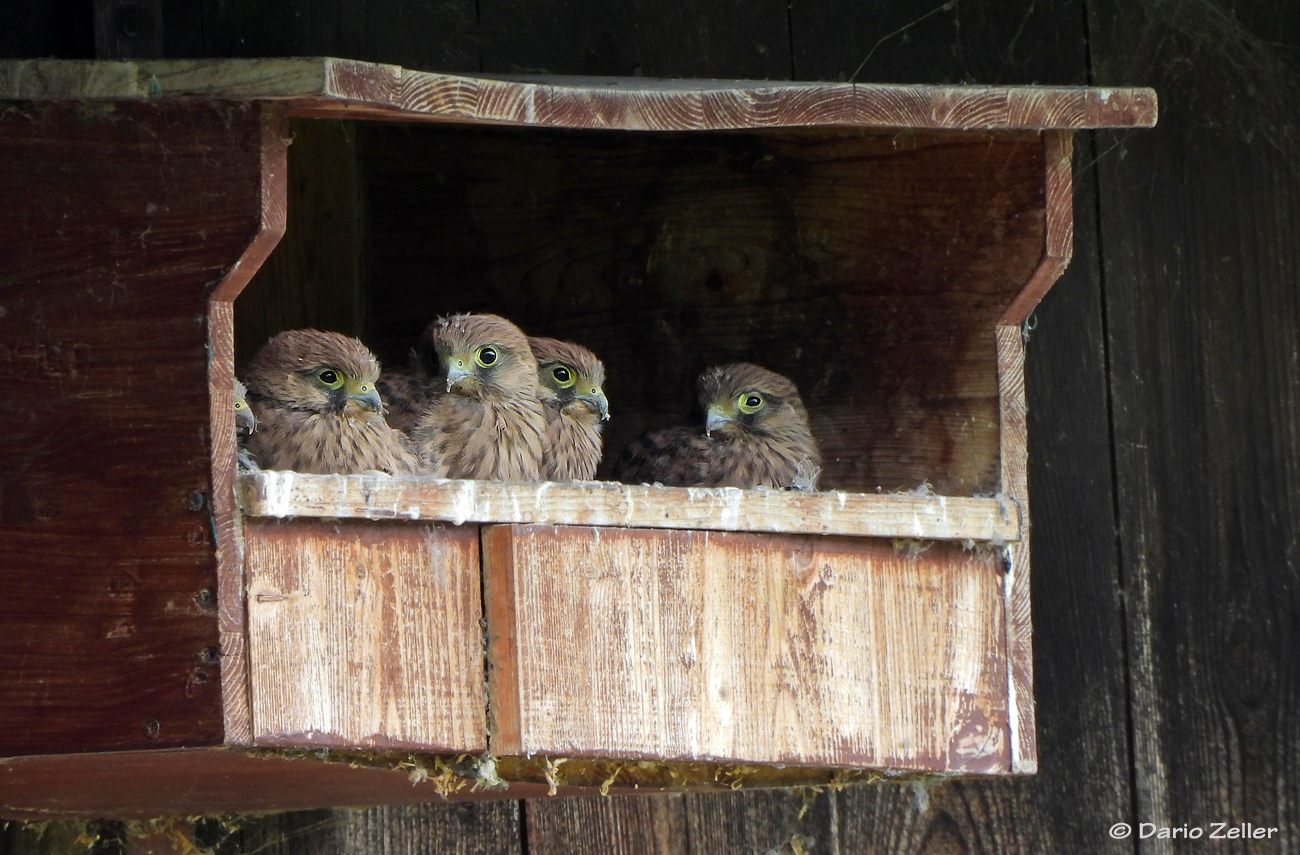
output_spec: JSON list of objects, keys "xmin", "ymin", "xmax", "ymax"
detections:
[
  {"xmin": 243, "ymin": 329, "xmax": 386, "ymax": 419},
  {"xmin": 429, "ymin": 314, "xmax": 541, "ymax": 403},
  {"xmin": 233, "ymin": 379, "xmax": 257, "ymax": 438},
  {"xmin": 697, "ymin": 363, "xmax": 810, "ymax": 441},
  {"xmin": 529, "ymin": 337, "xmax": 610, "ymax": 422}
]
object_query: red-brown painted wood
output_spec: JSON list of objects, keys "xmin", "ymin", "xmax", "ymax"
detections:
[{"xmin": 0, "ymin": 100, "xmax": 280, "ymax": 754}]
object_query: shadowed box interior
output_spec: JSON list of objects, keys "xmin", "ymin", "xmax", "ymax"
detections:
[{"xmin": 237, "ymin": 120, "xmax": 1046, "ymax": 495}]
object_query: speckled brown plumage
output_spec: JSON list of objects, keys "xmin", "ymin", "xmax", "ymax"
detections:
[
  {"xmin": 377, "ymin": 339, "xmax": 440, "ymax": 434},
  {"xmin": 242, "ymin": 329, "xmax": 419, "ymax": 475},
  {"xmin": 234, "ymin": 379, "xmax": 260, "ymax": 471},
  {"xmin": 530, "ymin": 336, "xmax": 609, "ymax": 481},
  {"xmin": 411, "ymin": 314, "xmax": 547, "ymax": 481},
  {"xmin": 614, "ymin": 363, "xmax": 821, "ymax": 490}
]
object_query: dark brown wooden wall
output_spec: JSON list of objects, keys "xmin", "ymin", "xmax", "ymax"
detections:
[{"xmin": 4, "ymin": 0, "xmax": 1298, "ymax": 853}]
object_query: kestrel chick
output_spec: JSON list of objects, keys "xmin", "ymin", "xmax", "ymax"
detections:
[
  {"xmin": 233, "ymin": 379, "xmax": 260, "ymax": 472},
  {"xmin": 411, "ymin": 314, "xmax": 547, "ymax": 481},
  {"xmin": 242, "ymin": 329, "xmax": 419, "ymax": 475},
  {"xmin": 614, "ymin": 363, "xmax": 821, "ymax": 490},
  {"xmin": 530, "ymin": 336, "xmax": 609, "ymax": 481}
]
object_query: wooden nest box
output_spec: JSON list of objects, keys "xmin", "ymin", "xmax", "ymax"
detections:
[{"xmin": 0, "ymin": 59, "xmax": 1155, "ymax": 817}]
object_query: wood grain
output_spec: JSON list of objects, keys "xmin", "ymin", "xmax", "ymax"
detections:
[
  {"xmin": 484, "ymin": 524, "xmax": 1010, "ymax": 771},
  {"xmin": 0, "ymin": 58, "xmax": 1156, "ymax": 131},
  {"xmin": 526, "ymin": 794, "xmax": 685, "ymax": 855},
  {"xmin": 1091, "ymin": 0, "xmax": 1300, "ymax": 847},
  {"xmin": 243, "ymin": 519, "xmax": 486, "ymax": 753},
  {"xmin": 237, "ymin": 472, "xmax": 1023, "ymax": 543},
  {"xmin": 996, "ymin": 325, "xmax": 1036, "ymax": 774},
  {"xmin": 92, "ymin": 0, "xmax": 162, "ymax": 59},
  {"xmin": 209, "ymin": 106, "xmax": 290, "ymax": 745},
  {"xmin": 335, "ymin": 803, "xmax": 523, "ymax": 855},
  {"xmin": 0, "ymin": 748, "xmax": 557, "ymax": 818},
  {"xmin": 0, "ymin": 100, "xmax": 275, "ymax": 754}
]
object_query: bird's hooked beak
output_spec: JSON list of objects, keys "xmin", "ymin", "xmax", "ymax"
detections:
[
  {"xmin": 235, "ymin": 402, "xmax": 257, "ymax": 436},
  {"xmin": 705, "ymin": 403, "xmax": 734, "ymax": 436},
  {"xmin": 578, "ymin": 387, "xmax": 610, "ymax": 421},
  {"xmin": 445, "ymin": 357, "xmax": 477, "ymax": 395},
  {"xmin": 344, "ymin": 379, "xmax": 384, "ymax": 415}
]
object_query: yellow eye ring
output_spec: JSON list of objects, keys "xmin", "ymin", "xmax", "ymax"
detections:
[
  {"xmin": 317, "ymin": 368, "xmax": 344, "ymax": 389},
  {"xmin": 738, "ymin": 392, "xmax": 764, "ymax": 414},
  {"xmin": 475, "ymin": 346, "xmax": 498, "ymax": 368},
  {"xmin": 551, "ymin": 364, "xmax": 576, "ymax": 389}
]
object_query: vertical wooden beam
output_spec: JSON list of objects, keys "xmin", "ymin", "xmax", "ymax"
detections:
[
  {"xmin": 210, "ymin": 104, "xmax": 290, "ymax": 745},
  {"xmin": 995, "ymin": 129, "xmax": 1075, "ymax": 773},
  {"xmin": 997, "ymin": 323, "xmax": 1036, "ymax": 774}
]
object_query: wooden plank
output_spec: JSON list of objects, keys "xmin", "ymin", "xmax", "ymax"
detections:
[
  {"xmin": 243, "ymin": 519, "xmax": 487, "ymax": 753},
  {"xmin": 1001, "ymin": 131, "xmax": 1074, "ymax": 326},
  {"xmin": 484, "ymin": 524, "xmax": 1010, "ymax": 771},
  {"xmin": 237, "ymin": 473, "xmax": 1023, "ymax": 543},
  {"xmin": 360, "ymin": 125, "xmax": 1049, "ymax": 495},
  {"xmin": 526, "ymin": 794, "xmax": 685, "ymax": 855},
  {"xmin": 477, "ymin": 0, "xmax": 791, "ymax": 79},
  {"xmin": 0, "ymin": 58, "xmax": 1157, "ymax": 130},
  {"xmin": 684, "ymin": 789, "xmax": 836, "ymax": 855},
  {"xmin": 0, "ymin": 748, "xmax": 559, "ymax": 818},
  {"xmin": 336, "ymin": 803, "xmax": 523, "ymax": 855},
  {"xmin": 209, "ymin": 106, "xmax": 290, "ymax": 746},
  {"xmin": 997, "ymin": 325, "xmax": 1036, "ymax": 773},
  {"xmin": 1090, "ymin": 0, "xmax": 1300, "ymax": 846},
  {"xmin": 93, "ymin": 0, "xmax": 162, "ymax": 59},
  {"xmin": 0, "ymin": 100, "xmax": 276, "ymax": 754}
]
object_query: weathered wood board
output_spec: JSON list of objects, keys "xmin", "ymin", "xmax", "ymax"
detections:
[
  {"xmin": 484, "ymin": 524, "xmax": 1010, "ymax": 771},
  {"xmin": 237, "ymin": 472, "xmax": 1023, "ymax": 542},
  {"xmin": 0, "ymin": 99, "xmax": 280, "ymax": 755},
  {"xmin": 243, "ymin": 519, "xmax": 487, "ymax": 753},
  {"xmin": 0, "ymin": 58, "xmax": 1157, "ymax": 131}
]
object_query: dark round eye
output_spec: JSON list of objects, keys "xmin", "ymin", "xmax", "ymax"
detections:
[
  {"xmin": 475, "ymin": 346, "xmax": 498, "ymax": 368},
  {"xmin": 553, "ymin": 366, "xmax": 571, "ymax": 382},
  {"xmin": 318, "ymin": 369, "xmax": 342, "ymax": 388},
  {"xmin": 738, "ymin": 392, "xmax": 764, "ymax": 414}
]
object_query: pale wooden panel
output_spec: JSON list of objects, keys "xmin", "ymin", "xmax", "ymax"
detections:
[
  {"xmin": 0, "ymin": 59, "xmax": 1157, "ymax": 131},
  {"xmin": 244, "ymin": 519, "xmax": 486, "ymax": 753},
  {"xmin": 997, "ymin": 324, "xmax": 1037, "ymax": 773},
  {"xmin": 484, "ymin": 525, "xmax": 1010, "ymax": 772},
  {"xmin": 237, "ymin": 472, "xmax": 1022, "ymax": 543}
]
